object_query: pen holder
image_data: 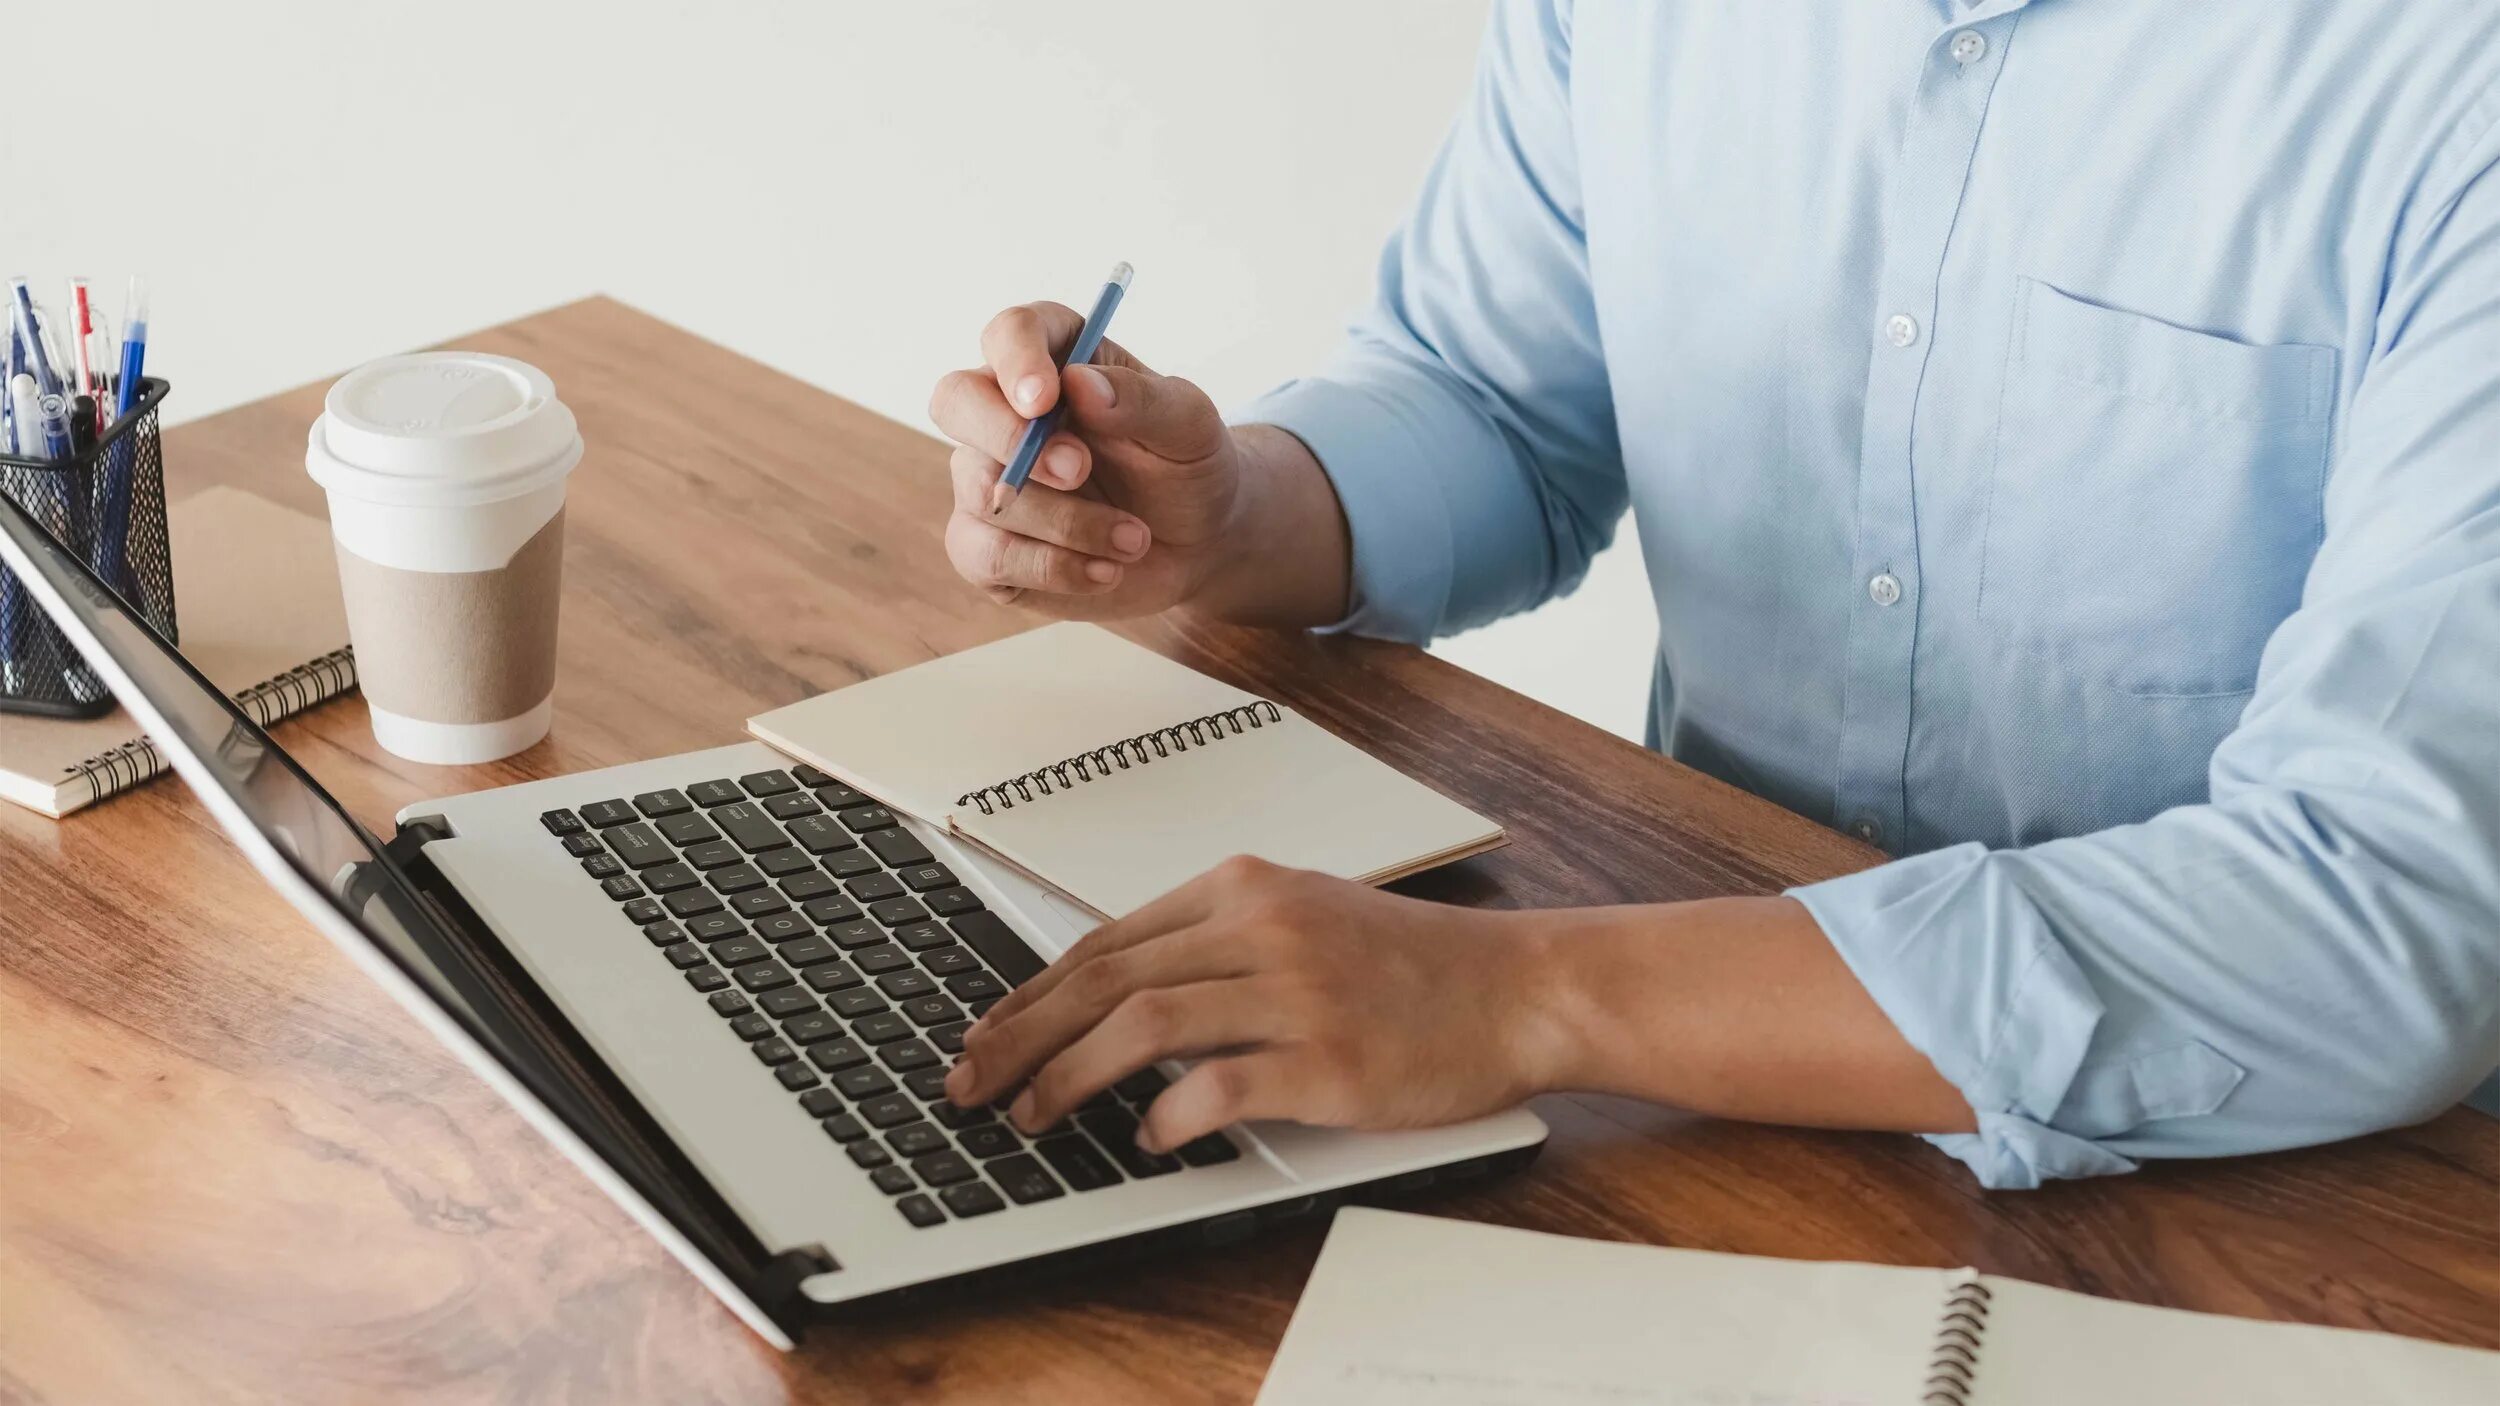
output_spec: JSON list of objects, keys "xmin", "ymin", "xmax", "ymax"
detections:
[{"xmin": 0, "ymin": 377, "xmax": 178, "ymax": 719}]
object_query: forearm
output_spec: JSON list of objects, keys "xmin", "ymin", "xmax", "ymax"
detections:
[
  {"xmin": 1514, "ymin": 896, "xmax": 1977, "ymax": 1134},
  {"xmin": 1178, "ymin": 423, "xmax": 1351, "ymax": 629}
]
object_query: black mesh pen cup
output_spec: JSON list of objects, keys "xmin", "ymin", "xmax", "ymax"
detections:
[{"xmin": 0, "ymin": 376, "xmax": 177, "ymax": 718}]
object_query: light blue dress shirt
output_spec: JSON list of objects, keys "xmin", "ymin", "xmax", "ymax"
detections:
[{"xmin": 1242, "ymin": 0, "xmax": 2500, "ymax": 1188}]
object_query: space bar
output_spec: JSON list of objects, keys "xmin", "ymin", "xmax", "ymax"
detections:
[{"xmin": 946, "ymin": 910, "xmax": 1048, "ymax": 987}]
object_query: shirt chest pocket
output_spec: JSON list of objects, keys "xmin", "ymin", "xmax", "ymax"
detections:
[{"xmin": 1979, "ymin": 278, "xmax": 2337, "ymax": 698}]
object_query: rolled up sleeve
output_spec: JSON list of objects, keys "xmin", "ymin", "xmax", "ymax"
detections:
[
  {"xmin": 1236, "ymin": 0, "xmax": 1624, "ymax": 644},
  {"xmin": 1795, "ymin": 124, "xmax": 2500, "ymax": 1189}
]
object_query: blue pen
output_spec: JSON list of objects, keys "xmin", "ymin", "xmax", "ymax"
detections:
[
  {"xmin": 97, "ymin": 276, "xmax": 149, "ymax": 592},
  {"xmin": 987, "ymin": 262, "xmax": 1133, "ymax": 516}
]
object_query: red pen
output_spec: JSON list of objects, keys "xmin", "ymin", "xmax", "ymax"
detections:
[{"xmin": 67, "ymin": 277, "xmax": 107, "ymax": 435}]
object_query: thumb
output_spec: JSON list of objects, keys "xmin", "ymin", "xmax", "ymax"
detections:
[{"xmin": 1064, "ymin": 363, "xmax": 1229, "ymax": 465}]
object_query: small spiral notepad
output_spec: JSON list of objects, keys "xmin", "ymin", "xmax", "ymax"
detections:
[{"xmin": 747, "ymin": 622, "xmax": 1505, "ymax": 918}]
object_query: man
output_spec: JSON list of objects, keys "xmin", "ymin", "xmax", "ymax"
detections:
[{"xmin": 927, "ymin": 1, "xmax": 2500, "ymax": 1188}]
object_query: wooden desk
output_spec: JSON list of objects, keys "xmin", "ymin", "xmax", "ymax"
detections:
[{"xmin": 0, "ymin": 298, "xmax": 2491, "ymax": 1403}]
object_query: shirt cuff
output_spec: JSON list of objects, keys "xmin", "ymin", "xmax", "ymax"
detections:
[
  {"xmin": 1790, "ymin": 842, "xmax": 2137, "ymax": 1189},
  {"xmin": 1233, "ymin": 375, "xmax": 1457, "ymax": 643}
]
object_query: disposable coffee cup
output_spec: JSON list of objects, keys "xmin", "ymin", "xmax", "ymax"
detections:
[{"xmin": 306, "ymin": 352, "xmax": 582, "ymax": 765}]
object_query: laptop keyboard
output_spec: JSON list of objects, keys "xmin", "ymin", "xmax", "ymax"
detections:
[{"xmin": 538, "ymin": 763, "xmax": 1239, "ymax": 1229}]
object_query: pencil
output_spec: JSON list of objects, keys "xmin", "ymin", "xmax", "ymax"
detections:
[{"xmin": 987, "ymin": 262, "xmax": 1132, "ymax": 517}]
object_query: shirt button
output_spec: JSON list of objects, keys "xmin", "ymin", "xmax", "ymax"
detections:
[
  {"xmin": 1949, "ymin": 30, "xmax": 1987, "ymax": 65},
  {"xmin": 1868, "ymin": 572, "xmax": 1903, "ymax": 606},
  {"xmin": 1884, "ymin": 313, "xmax": 1920, "ymax": 348},
  {"xmin": 1851, "ymin": 818, "xmax": 1884, "ymax": 845}
]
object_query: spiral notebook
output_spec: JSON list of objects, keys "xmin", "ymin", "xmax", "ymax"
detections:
[
  {"xmin": 0, "ymin": 488, "xmax": 357, "ymax": 818},
  {"xmin": 1259, "ymin": 1209, "xmax": 2500, "ymax": 1405},
  {"xmin": 746, "ymin": 622, "xmax": 1504, "ymax": 918}
]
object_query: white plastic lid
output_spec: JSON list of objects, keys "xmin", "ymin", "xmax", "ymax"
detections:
[{"xmin": 306, "ymin": 352, "xmax": 583, "ymax": 507}]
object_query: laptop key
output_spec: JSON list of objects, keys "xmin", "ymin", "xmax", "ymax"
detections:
[
  {"xmin": 948, "ymin": 911, "xmax": 1046, "ymax": 986},
  {"xmin": 829, "ymin": 988, "xmax": 888, "ymax": 1019},
  {"xmin": 799, "ymin": 1087, "xmax": 844, "ymax": 1117},
  {"xmin": 709, "ymin": 864, "xmax": 765, "ymax": 894},
  {"xmin": 739, "ymin": 769, "xmax": 799, "ymax": 798},
  {"xmin": 782, "ymin": 1012, "xmax": 844, "ymax": 1045},
  {"xmin": 805, "ymin": 960, "xmax": 865, "ymax": 993},
  {"xmin": 623, "ymin": 898, "xmax": 668, "ymax": 926},
  {"xmin": 821, "ymin": 1112, "xmax": 867, "ymax": 1142},
  {"xmin": 687, "ymin": 912, "xmax": 745, "ymax": 942},
  {"xmin": 539, "ymin": 808, "xmax": 584, "ymax": 836},
  {"xmin": 686, "ymin": 779, "xmax": 744, "ymax": 807},
  {"xmin": 1035, "ymin": 1134, "xmax": 1124, "ymax": 1191},
  {"xmin": 602, "ymin": 822, "xmax": 673, "ymax": 869},
  {"xmin": 762, "ymin": 792, "xmax": 821, "ymax": 821},
  {"xmin": 896, "ymin": 1193, "xmax": 946, "ymax": 1227},
  {"xmin": 879, "ymin": 970, "xmax": 938, "ymax": 1001},
  {"xmin": 846, "ymin": 872, "xmax": 905, "ymax": 903},
  {"xmin": 685, "ymin": 966, "xmax": 730, "ymax": 993},
  {"xmin": 710, "ymin": 937, "xmax": 771, "ymax": 969},
  {"xmin": 896, "ymin": 862, "xmax": 956, "ymax": 893},
  {"xmin": 849, "ymin": 1141, "xmax": 893, "ymax": 1169},
  {"xmin": 709, "ymin": 991, "xmax": 754, "ymax": 1017},
  {"xmin": 1079, "ymin": 1107, "xmax": 1182, "ymax": 1179},
  {"xmin": 681, "ymin": 839, "xmax": 742, "ymax": 870},
  {"xmin": 562, "ymin": 833, "xmax": 605, "ymax": 858},
  {"xmin": 759, "ymin": 988, "xmax": 817, "ymax": 1018},
  {"xmin": 792, "ymin": 763, "xmax": 835, "ymax": 787},
  {"xmin": 957, "ymin": 1123, "xmax": 1022, "ymax": 1159},
  {"xmin": 920, "ymin": 947, "xmax": 979, "ymax": 977},
  {"xmin": 642, "ymin": 920, "xmax": 689, "ymax": 947},
  {"xmin": 986, "ymin": 1152, "xmax": 1064, "ymax": 1204},
  {"xmin": 578, "ymin": 799, "xmax": 636, "ymax": 828},
  {"xmin": 582, "ymin": 853, "xmax": 626, "ymax": 880},
  {"xmin": 664, "ymin": 888, "xmax": 725, "ymax": 919},
  {"xmin": 887, "ymin": 1123, "xmax": 949, "ymax": 1160},
  {"xmin": 806, "ymin": 896, "xmax": 868, "ymax": 927},
  {"xmin": 779, "ymin": 870, "xmax": 839, "ymax": 901},
  {"xmin": 753, "ymin": 913, "xmax": 812, "ymax": 944},
  {"xmin": 934, "ymin": 1101, "xmax": 996, "ymax": 1130},
  {"xmin": 911, "ymin": 1150, "xmax": 977, "ymax": 1186},
  {"xmin": 641, "ymin": 863, "xmax": 700, "ymax": 895},
  {"xmin": 823, "ymin": 915, "xmax": 881, "ymax": 946},
  {"xmin": 852, "ymin": 1012, "xmax": 912, "ymax": 1045},
  {"xmin": 784, "ymin": 813, "xmax": 857, "ymax": 854},
  {"xmin": 633, "ymin": 788, "xmax": 692, "ymax": 818},
  {"xmin": 940, "ymin": 1181, "xmax": 1007, "ymax": 1218},
  {"xmin": 751, "ymin": 1037, "xmax": 798, "ymax": 1067},
  {"xmin": 833, "ymin": 1067, "xmax": 896, "ymax": 1100},
  {"xmin": 730, "ymin": 1014, "xmax": 774, "ymax": 1041},
  {"xmin": 879, "ymin": 1038, "xmax": 941, "ymax": 1072},
  {"xmin": 853, "ymin": 944, "xmax": 913, "ymax": 976},
  {"xmin": 944, "ymin": 971, "xmax": 1007, "ymax": 1003},
  {"xmin": 838, "ymin": 805, "xmax": 899, "ymax": 833},
  {"xmin": 893, "ymin": 922, "xmax": 955, "ymax": 952},
  {"xmin": 810, "ymin": 1038, "xmax": 870, "ymax": 1072},
  {"xmin": 757, "ymin": 849, "xmax": 816, "ymax": 880},
  {"xmin": 775, "ymin": 1064, "xmax": 821, "ymax": 1091},
  {"xmin": 656, "ymin": 811, "xmax": 722, "ymax": 847},
  {"xmin": 1113, "ymin": 1067, "xmax": 1171, "ymax": 1105},
  {"xmin": 811, "ymin": 779, "xmax": 869, "ymax": 808},
  {"xmin": 600, "ymin": 875, "xmax": 644, "ymax": 902},
  {"xmin": 864, "ymin": 829, "xmax": 935, "ymax": 868},
  {"xmin": 733, "ymin": 960, "xmax": 796, "ymax": 992},
  {"xmin": 924, "ymin": 887, "xmax": 983, "ymax": 918},
  {"xmin": 869, "ymin": 1164, "xmax": 916, "ymax": 1195},
  {"xmin": 712, "ymin": 801, "xmax": 792, "ymax": 853},
  {"xmin": 929, "ymin": 1020, "xmax": 973, "ymax": 1054},
  {"xmin": 902, "ymin": 994, "xmax": 963, "ymax": 1027},
  {"xmin": 859, "ymin": 1093, "xmax": 918, "ymax": 1128},
  {"xmin": 732, "ymin": 890, "xmax": 793, "ymax": 920},
  {"xmin": 1176, "ymin": 1132, "xmax": 1242, "ymax": 1166},
  {"xmin": 969, "ymin": 997, "xmax": 1001, "ymax": 1019},
  {"xmin": 661, "ymin": 941, "xmax": 708, "ymax": 970},
  {"xmin": 777, "ymin": 934, "xmax": 839, "ymax": 967},
  {"xmin": 870, "ymin": 897, "xmax": 931, "ymax": 927},
  {"xmin": 822, "ymin": 849, "xmax": 881, "ymax": 879}
]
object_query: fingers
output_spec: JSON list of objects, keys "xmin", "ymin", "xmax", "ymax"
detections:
[
  {"xmin": 1006, "ymin": 978, "xmax": 1284, "ymax": 1133},
  {"xmin": 961, "ymin": 867, "xmax": 1222, "ymax": 1036},
  {"xmin": 1061, "ymin": 363, "xmax": 1230, "ymax": 466},
  {"xmin": 945, "ymin": 511, "xmax": 1125, "ymax": 596},
  {"xmin": 979, "ymin": 303, "xmax": 1087, "ymax": 418},
  {"xmin": 948, "ymin": 445, "xmax": 1148, "ymax": 559},
  {"xmin": 1136, "ymin": 1052, "xmax": 1308, "ymax": 1154},
  {"xmin": 951, "ymin": 921, "xmax": 1255, "ymax": 1107}
]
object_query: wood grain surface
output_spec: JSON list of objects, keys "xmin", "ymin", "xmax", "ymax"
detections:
[{"xmin": 0, "ymin": 298, "xmax": 2491, "ymax": 1405}]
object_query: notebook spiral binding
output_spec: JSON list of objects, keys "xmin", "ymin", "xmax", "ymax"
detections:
[
  {"xmin": 1920, "ymin": 1274, "xmax": 1994, "ymax": 1406},
  {"xmin": 61, "ymin": 645, "xmax": 359, "ymax": 804},
  {"xmin": 956, "ymin": 699, "xmax": 1284, "ymax": 816}
]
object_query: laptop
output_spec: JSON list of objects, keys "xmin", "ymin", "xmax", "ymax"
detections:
[{"xmin": 0, "ymin": 489, "xmax": 1547, "ymax": 1348}]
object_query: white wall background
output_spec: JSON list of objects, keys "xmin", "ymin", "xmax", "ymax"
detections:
[{"xmin": 2, "ymin": 0, "xmax": 1655, "ymax": 740}]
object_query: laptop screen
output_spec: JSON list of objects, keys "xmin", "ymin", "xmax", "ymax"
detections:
[{"xmin": 0, "ymin": 487, "xmax": 788, "ymax": 1336}]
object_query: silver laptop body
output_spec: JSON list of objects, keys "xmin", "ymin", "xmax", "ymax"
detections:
[{"xmin": 0, "ymin": 490, "xmax": 1546, "ymax": 1345}]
